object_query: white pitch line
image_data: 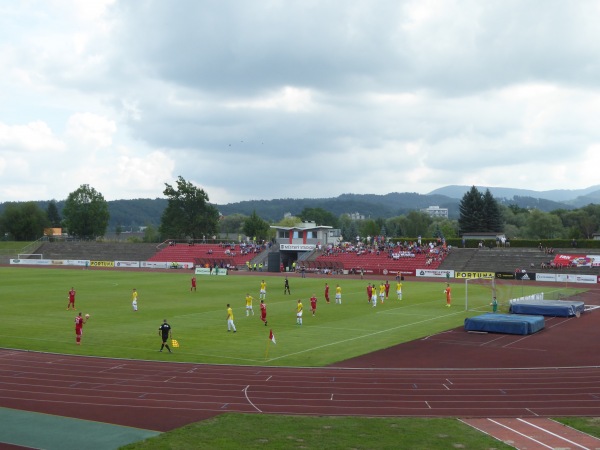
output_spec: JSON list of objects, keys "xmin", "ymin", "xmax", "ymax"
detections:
[{"xmin": 267, "ymin": 311, "xmax": 470, "ymax": 362}]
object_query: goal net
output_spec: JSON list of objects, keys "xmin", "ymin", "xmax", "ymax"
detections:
[{"xmin": 465, "ymin": 277, "xmax": 513, "ymax": 313}]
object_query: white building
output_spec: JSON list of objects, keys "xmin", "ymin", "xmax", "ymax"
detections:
[{"xmin": 421, "ymin": 205, "xmax": 449, "ymax": 218}]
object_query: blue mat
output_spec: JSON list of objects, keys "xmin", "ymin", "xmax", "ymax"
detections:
[
  {"xmin": 509, "ymin": 299, "xmax": 585, "ymax": 317},
  {"xmin": 464, "ymin": 313, "xmax": 545, "ymax": 335}
]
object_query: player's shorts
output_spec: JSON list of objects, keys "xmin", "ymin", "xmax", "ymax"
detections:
[
  {"xmin": 397, "ymin": 290, "xmax": 401, "ymax": 295},
  {"xmin": 310, "ymin": 303, "xmax": 317, "ymax": 310},
  {"xmin": 75, "ymin": 327, "xmax": 83, "ymax": 336},
  {"xmin": 161, "ymin": 334, "xmax": 169, "ymax": 343},
  {"xmin": 246, "ymin": 305, "xmax": 253, "ymax": 309},
  {"xmin": 371, "ymin": 295, "xmax": 377, "ymax": 302},
  {"xmin": 335, "ymin": 294, "xmax": 341, "ymax": 299},
  {"xmin": 297, "ymin": 311, "xmax": 303, "ymax": 318}
]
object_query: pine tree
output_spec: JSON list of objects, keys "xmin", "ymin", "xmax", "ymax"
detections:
[{"xmin": 458, "ymin": 186, "xmax": 485, "ymax": 233}]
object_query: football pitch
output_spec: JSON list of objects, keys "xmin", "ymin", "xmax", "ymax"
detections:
[{"xmin": 1, "ymin": 267, "xmax": 577, "ymax": 367}]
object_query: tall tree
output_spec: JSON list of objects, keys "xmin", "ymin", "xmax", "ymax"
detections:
[
  {"xmin": 159, "ymin": 176, "xmax": 220, "ymax": 239},
  {"xmin": 243, "ymin": 210, "xmax": 270, "ymax": 241},
  {"xmin": 62, "ymin": 185, "xmax": 110, "ymax": 239},
  {"xmin": 404, "ymin": 211, "xmax": 432, "ymax": 237},
  {"xmin": 482, "ymin": 189, "xmax": 503, "ymax": 232},
  {"xmin": 46, "ymin": 200, "xmax": 62, "ymax": 227},
  {"xmin": 458, "ymin": 186, "xmax": 485, "ymax": 234},
  {"xmin": 0, "ymin": 202, "xmax": 49, "ymax": 240},
  {"xmin": 219, "ymin": 213, "xmax": 247, "ymax": 236}
]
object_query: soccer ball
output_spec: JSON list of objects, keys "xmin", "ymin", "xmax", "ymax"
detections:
[{"xmin": 85, "ymin": 314, "xmax": 90, "ymax": 319}]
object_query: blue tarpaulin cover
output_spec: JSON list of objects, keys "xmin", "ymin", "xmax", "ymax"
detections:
[
  {"xmin": 509, "ymin": 299, "xmax": 585, "ymax": 317},
  {"xmin": 464, "ymin": 313, "xmax": 545, "ymax": 335}
]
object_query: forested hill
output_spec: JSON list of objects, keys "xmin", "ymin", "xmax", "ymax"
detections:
[
  {"xmin": 216, "ymin": 192, "xmax": 460, "ymax": 222},
  {"xmin": 0, "ymin": 191, "xmax": 576, "ymax": 230}
]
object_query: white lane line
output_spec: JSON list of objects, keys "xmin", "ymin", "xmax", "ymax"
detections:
[
  {"xmin": 517, "ymin": 418, "xmax": 591, "ymax": 450},
  {"xmin": 487, "ymin": 418, "xmax": 553, "ymax": 449},
  {"xmin": 243, "ymin": 385, "xmax": 262, "ymax": 413}
]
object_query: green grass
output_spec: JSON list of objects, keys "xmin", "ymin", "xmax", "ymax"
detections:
[
  {"xmin": 1, "ymin": 267, "xmax": 572, "ymax": 366},
  {"xmin": 120, "ymin": 413, "xmax": 515, "ymax": 450}
]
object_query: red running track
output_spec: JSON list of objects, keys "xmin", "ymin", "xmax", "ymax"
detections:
[{"xmin": 0, "ymin": 289, "xmax": 599, "ymax": 432}]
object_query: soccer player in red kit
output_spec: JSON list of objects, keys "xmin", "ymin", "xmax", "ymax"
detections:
[
  {"xmin": 310, "ymin": 294, "xmax": 317, "ymax": 316},
  {"xmin": 190, "ymin": 276, "xmax": 197, "ymax": 292},
  {"xmin": 260, "ymin": 300, "xmax": 267, "ymax": 326},
  {"xmin": 75, "ymin": 312, "xmax": 87, "ymax": 345},
  {"xmin": 384, "ymin": 281, "xmax": 390, "ymax": 300},
  {"xmin": 67, "ymin": 287, "xmax": 76, "ymax": 310},
  {"xmin": 366, "ymin": 283, "xmax": 373, "ymax": 303},
  {"xmin": 324, "ymin": 283, "xmax": 330, "ymax": 303}
]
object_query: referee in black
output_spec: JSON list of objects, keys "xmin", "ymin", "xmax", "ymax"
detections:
[{"xmin": 158, "ymin": 319, "xmax": 172, "ymax": 353}]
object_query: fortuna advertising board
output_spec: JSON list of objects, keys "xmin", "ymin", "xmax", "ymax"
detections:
[{"xmin": 454, "ymin": 271, "xmax": 495, "ymax": 279}]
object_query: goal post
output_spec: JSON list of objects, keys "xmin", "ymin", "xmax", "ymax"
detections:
[{"xmin": 464, "ymin": 277, "xmax": 514, "ymax": 312}]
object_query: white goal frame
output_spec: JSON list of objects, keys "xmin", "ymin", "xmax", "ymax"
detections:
[{"xmin": 464, "ymin": 277, "xmax": 496, "ymax": 311}]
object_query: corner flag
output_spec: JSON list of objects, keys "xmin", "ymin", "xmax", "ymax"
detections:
[{"xmin": 269, "ymin": 329, "xmax": 276, "ymax": 344}]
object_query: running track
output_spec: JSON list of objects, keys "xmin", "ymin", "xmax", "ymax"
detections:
[{"xmin": 0, "ymin": 288, "xmax": 599, "ymax": 440}]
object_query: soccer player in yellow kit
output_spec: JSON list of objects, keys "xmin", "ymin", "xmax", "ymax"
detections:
[
  {"xmin": 396, "ymin": 281, "xmax": 403, "ymax": 300},
  {"xmin": 245, "ymin": 293, "xmax": 254, "ymax": 316},
  {"xmin": 335, "ymin": 284, "xmax": 342, "ymax": 304},
  {"xmin": 296, "ymin": 299, "xmax": 303, "ymax": 325},
  {"xmin": 226, "ymin": 304, "xmax": 237, "ymax": 332},
  {"xmin": 259, "ymin": 280, "xmax": 267, "ymax": 300},
  {"xmin": 379, "ymin": 283, "xmax": 386, "ymax": 304}
]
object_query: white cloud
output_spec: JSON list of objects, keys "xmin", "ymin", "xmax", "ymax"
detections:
[
  {"xmin": 0, "ymin": 121, "xmax": 65, "ymax": 152},
  {"xmin": 65, "ymin": 112, "xmax": 116, "ymax": 149},
  {"xmin": 2, "ymin": 0, "xmax": 600, "ymax": 205}
]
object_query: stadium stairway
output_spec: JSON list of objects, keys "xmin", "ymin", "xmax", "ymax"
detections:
[{"xmin": 29, "ymin": 241, "xmax": 160, "ymax": 262}]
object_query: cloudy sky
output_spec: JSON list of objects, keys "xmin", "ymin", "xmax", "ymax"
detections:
[{"xmin": 2, "ymin": 0, "xmax": 600, "ymax": 205}]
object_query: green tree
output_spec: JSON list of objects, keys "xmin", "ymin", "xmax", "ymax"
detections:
[
  {"xmin": 219, "ymin": 214, "xmax": 247, "ymax": 236},
  {"xmin": 482, "ymin": 189, "xmax": 503, "ymax": 232},
  {"xmin": 359, "ymin": 219, "xmax": 380, "ymax": 240},
  {"xmin": 0, "ymin": 202, "xmax": 49, "ymax": 240},
  {"xmin": 143, "ymin": 224, "xmax": 160, "ymax": 243},
  {"xmin": 299, "ymin": 207, "xmax": 339, "ymax": 228},
  {"xmin": 458, "ymin": 186, "xmax": 485, "ymax": 233},
  {"xmin": 159, "ymin": 176, "xmax": 220, "ymax": 239},
  {"xmin": 385, "ymin": 217, "xmax": 404, "ymax": 237},
  {"xmin": 339, "ymin": 214, "xmax": 359, "ymax": 243},
  {"xmin": 427, "ymin": 218, "xmax": 458, "ymax": 239},
  {"xmin": 403, "ymin": 211, "xmax": 432, "ymax": 237},
  {"xmin": 243, "ymin": 210, "xmax": 270, "ymax": 241},
  {"xmin": 46, "ymin": 200, "xmax": 62, "ymax": 227},
  {"xmin": 275, "ymin": 216, "xmax": 303, "ymax": 227},
  {"xmin": 524, "ymin": 209, "xmax": 564, "ymax": 239},
  {"xmin": 62, "ymin": 185, "xmax": 110, "ymax": 239}
]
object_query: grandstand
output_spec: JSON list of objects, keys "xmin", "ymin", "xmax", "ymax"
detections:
[
  {"xmin": 311, "ymin": 249, "xmax": 444, "ymax": 275},
  {"xmin": 148, "ymin": 243, "xmax": 263, "ymax": 269}
]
